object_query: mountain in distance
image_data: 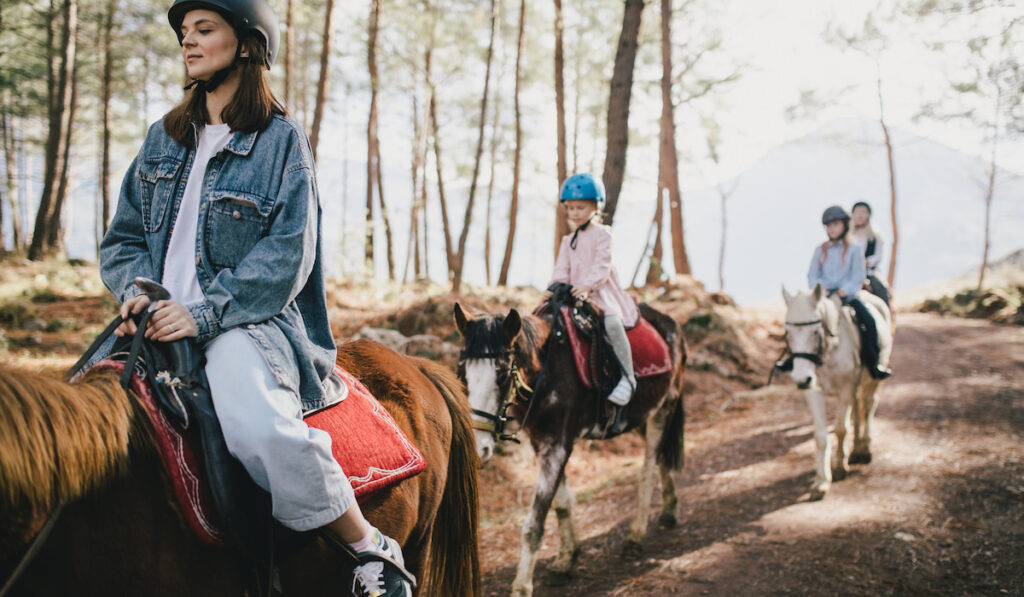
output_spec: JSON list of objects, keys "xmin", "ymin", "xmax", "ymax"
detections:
[{"xmin": 677, "ymin": 118, "xmax": 1024, "ymax": 306}]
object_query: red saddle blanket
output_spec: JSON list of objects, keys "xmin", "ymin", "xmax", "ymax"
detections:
[
  {"xmin": 87, "ymin": 360, "xmax": 426, "ymax": 546},
  {"xmin": 561, "ymin": 307, "xmax": 672, "ymax": 390}
]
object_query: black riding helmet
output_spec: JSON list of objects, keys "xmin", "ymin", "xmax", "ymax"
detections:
[
  {"xmin": 821, "ymin": 205, "xmax": 851, "ymax": 225},
  {"xmin": 851, "ymin": 200, "xmax": 872, "ymax": 214},
  {"xmin": 168, "ymin": 0, "xmax": 280, "ymax": 69}
]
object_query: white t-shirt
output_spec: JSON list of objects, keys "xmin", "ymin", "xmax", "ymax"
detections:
[{"xmin": 162, "ymin": 123, "xmax": 233, "ymax": 304}]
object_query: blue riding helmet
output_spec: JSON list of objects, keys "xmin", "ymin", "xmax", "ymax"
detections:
[{"xmin": 559, "ymin": 173, "xmax": 606, "ymax": 206}]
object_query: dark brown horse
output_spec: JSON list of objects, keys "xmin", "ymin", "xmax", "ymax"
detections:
[
  {"xmin": 0, "ymin": 339, "xmax": 480, "ymax": 596},
  {"xmin": 453, "ymin": 300, "xmax": 686, "ymax": 597}
]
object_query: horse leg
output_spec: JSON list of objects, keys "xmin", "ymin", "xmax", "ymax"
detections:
[
  {"xmin": 831, "ymin": 384, "xmax": 854, "ymax": 482},
  {"xmin": 851, "ymin": 378, "xmax": 879, "ymax": 464},
  {"xmin": 803, "ymin": 388, "xmax": 831, "ymax": 500},
  {"xmin": 658, "ymin": 461, "xmax": 678, "ymax": 529},
  {"xmin": 512, "ymin": 442, "xmax": 571, "ymax": 597},
  {"xmin": 622, "ymin": 406, "xmax": 667, "ymax": 558},
  {"xmin": 545, "ymin": 477, "xmax": 579, "ymax": 584}
]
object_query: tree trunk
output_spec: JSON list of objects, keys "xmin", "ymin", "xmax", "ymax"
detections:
[
  {"xmin": 98, "ymin": 0, "xmax": 116, "ymax": 240},
  {"xmin": 309, "ymin": 0, "xmax": 335, "ymax": 159},
  {"xmin": 30, "ymin": 0, "xmax": 76, "ymax": 261},
  {"xmin": 878, "ymin": 76, "xmax": 898, "ymax": 290},
  {"xmin": 48, "ymin": 30, "xmax": 80, "ymax": 254},
  {"xmin": 484, "ymin": 71, "xmax": 503, "ymax": 286},
  {"xmin": 498, "ymin": 0, "xmax": 526, "ymax": 286},
  {"xmin": 364, "ymin": 0, "xmax": 381, "ymax": 273},
  {"xmin": 645, "ymin": 187, "xmax": 664, "ymax": 286},
  {"xmin": 600, "ymin": 0, "xmax": 644, "ymax": 225},
  {"xmin": 552, "ymin": 0, "xmax": 569, "ymax": 259},
  {"xmin": 659, "ymin": 0, "xmax": 690, "ymax": 276},
  {"xmin": 452, "ymin": 0, "xmax": 498, "ymax": 294},
  {"xmin": 404, "ymin": 89, "xmax": 423, "ymax": 283},
  {"xmin": 978, "ymin": 85, "xmax": 1001, "ymax": 293},
  {"xmin": 374, "ymin": 142, "xmax": 395, "ymax": 280},
  {"xmin": 1, "ymin": 107, "xmax": 21, "ymax": 252},
  {"xmin": 283, "ymin": 0, "xmax": 293, "ymax": 108}
]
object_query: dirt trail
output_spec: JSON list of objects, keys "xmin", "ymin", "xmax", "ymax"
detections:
[{"xmin": 479, "ymin": 313, "xmax": 1024, "ymax": 596}]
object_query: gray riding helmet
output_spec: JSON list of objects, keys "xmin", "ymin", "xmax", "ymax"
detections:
[
  {"xmin": 168, "ymin": 0, "xmax": 280, "ymax": 68},
  {"xmin": 821, "ymin": 205, "xmax": 850, "ymax": 225}
]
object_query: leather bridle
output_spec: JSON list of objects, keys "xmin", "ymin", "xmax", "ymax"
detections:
[
  {"xmin": 784, "ymin": 318, "xmax": 826, "ymax": 366},
  {"xmin": 460, "ymin": 348, "xmax": 535, "ymax": 443}
]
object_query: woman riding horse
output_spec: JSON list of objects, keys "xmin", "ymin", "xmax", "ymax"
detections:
[{"xmin": 99, "ymin": 1, "xmax": 410, "ymax": 593}]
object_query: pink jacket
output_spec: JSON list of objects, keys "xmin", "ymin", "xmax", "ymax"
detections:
[{"xmin": 549, "ymin": 223, "xmax": 639, "ymax": 327}]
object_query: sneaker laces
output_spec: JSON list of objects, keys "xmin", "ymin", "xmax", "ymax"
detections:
[{"xmin": 352, "ymin": 561, "xmax": 386, "ymax": 597}]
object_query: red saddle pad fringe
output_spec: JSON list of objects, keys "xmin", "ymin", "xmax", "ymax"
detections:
[{"xmin": 561, "ymin": 308, "xmax": 672, "ymax": 390}]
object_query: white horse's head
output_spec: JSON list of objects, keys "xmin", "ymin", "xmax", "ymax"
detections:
[{"xmin": 781, "ymin": 284, "xmax": 838, "ymax": 389}]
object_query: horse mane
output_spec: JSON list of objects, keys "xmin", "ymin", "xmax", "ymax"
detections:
[
  {"xmin": 0, "ymin": 366, "xmax": 135, "ymax": 513},
  {"xmin": 516, "ymin": 314, "xmax": 548, "ymax": 374}
]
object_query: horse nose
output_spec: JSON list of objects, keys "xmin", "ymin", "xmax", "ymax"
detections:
[{"xmin": 797, "ymin": 377, "xmax": 813, "ymax": 389}]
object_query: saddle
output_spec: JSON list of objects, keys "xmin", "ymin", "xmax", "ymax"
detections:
[
  {"xmin": 536, "ymin": 283, "xmax": 672, "ymax": 438},
  {"xmin": 69, "ymin": 302, "xmax": 426, "ymax": 593}
]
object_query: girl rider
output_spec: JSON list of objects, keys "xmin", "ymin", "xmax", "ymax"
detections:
[
  {"xmin": 850, "ymin": 200, "xmax": 891, "ymax": 306},
  {"xmin": 543, "ymin": 173, "xmax": 638, "ymax": 407},
  {"xmin": 808, "ymin": 206, "xmax": 892, "ymax": 380},
  {"xmin": 100, "ymin": 1, "xmax": 411, "ymax": 595}
]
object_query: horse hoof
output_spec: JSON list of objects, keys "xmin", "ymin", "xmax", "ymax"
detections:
[
  {"xmin": 849, "ymin": 451, "xmax": 872, "ymax": 465},
  {"xmin": 808, "ymin": 483, "xmax": 829, "ymax": 501},
  {"xmin": 658, "ymin": 512, "xmax": 677, "ymax": 529},
  {"xmin": 832, "ymin": 466, "xmax": 848, "ymax": 482},
  {"xmin": 621, "ymin": 539, "xmax": 643, "ymax": 559}
]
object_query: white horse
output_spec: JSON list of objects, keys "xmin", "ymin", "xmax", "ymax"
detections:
[{"xmin": 781, "ymin": 283, "xmax": 893, "ymax": 500}]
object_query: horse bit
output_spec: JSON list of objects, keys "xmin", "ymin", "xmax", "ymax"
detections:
[{"xmin": 460, "ymin": 347, "xmax": 535, "ymax": 443}]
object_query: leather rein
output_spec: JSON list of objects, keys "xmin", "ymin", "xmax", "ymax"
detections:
[{"xmin": 460, "ymin": 348, "xmax": 536, "ymax": 444}]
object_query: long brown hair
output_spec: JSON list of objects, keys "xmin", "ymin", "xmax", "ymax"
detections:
[{"xmin": 163, "ymin": 35, "xmax": 285, "ymax": 147}]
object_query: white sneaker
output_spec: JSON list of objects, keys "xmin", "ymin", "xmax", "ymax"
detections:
[
  {"xmin": 607, "ymin": 375, "xmax": 635, "ymax": 406},
  {"xmin": 351, "ymin": 531, "xmax": 415, "ymax": 597}
]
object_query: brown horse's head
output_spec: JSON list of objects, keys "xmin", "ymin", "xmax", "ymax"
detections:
[{"xmin": 453, "ymin": 302, "xmax": 546, "ymax": 464}]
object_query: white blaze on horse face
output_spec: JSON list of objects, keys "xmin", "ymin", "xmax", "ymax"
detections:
[
  {"xmin": 785, "ymin": 293, "xmax": 823, "ymax": 389},
  {"xmin": 465, "ymin": 358, "xmax": 500, "ymax": 463}
]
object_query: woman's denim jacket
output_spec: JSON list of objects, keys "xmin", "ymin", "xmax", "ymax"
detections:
[{"xmin": 100, "ymin": 115, "xmax": 337, "ymax": 410}]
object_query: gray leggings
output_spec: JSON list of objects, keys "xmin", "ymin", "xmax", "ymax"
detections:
[{"xmin": 604, "ymin": 314, "xmax": 635, "ymax": 380}]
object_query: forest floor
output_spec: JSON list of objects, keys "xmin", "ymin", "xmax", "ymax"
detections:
[
  {"xmin": 0, "ymin": 260, "xmax": 1022, "ymax": 595},
  {"xmin": 477, "ymin": 313, "xmax": 1024, "ymax": 596}
]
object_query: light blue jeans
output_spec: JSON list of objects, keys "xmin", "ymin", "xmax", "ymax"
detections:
[{"xmin": 205, "ymin": 329, "xmax": 355, "ymax": 531}]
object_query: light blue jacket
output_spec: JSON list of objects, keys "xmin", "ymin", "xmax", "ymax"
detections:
[
  {"xmin": 100, "ymin": 116, "xmax": 336, "ymax": 410},
  {"xmin": 807, "ymin": 240, "xmax": 866, "ymax": 299}
]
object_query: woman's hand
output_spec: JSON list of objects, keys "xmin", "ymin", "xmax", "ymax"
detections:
[
  {"xmin": 147, "ymin": 300, "xmax": 199, "ymax": 342},
  {"xmin": 115, "ymin": 294, "xmax": 151, "ymax": 337},
  {"xmin": 571, "ymin": 285, "xmax": 592, "ymax": 299},
  {"xmin": 836, "ymin": 288, "xmax": 848, "ymax": 298},
  {"xmin": 541, "ymin": 290, "xmax": 553, "ymax": 301}
]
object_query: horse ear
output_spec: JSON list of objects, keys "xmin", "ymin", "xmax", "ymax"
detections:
[
  {"xmin": 812, "ymin": 283, "xmax": 824, "ymax": 302},
  {"xmin": 503, "ymin": 309, "xmax": 522, "ymax": 345},
  {"xmin": 453, "ymin": 302, "xmax": 470, "ymax": 336},
  {"xmin": 782, "ymin": 285, "xmax": 793, "ymax": 305}
]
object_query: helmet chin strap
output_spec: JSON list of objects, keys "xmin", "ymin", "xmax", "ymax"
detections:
[{"xmin": 184, "ymin": 41, "xmax": 247, "ymax": 94}]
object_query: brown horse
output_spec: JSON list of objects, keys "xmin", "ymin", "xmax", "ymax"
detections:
[
  {"xmin": 0, "ymin": 339, "xmax": 480, "ymax": 596},
  {"xmin": 454, "ymin": 299, "xmax": 686, "ymax": 597}
]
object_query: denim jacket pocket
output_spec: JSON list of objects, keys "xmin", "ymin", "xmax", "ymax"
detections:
[
  {"xmin": 205, "ymin": 190, "xmax": 272, "ymax": 269},
  {"xmin": 138, "ymin": 158, "xmax": 180, "ymax": 232}
]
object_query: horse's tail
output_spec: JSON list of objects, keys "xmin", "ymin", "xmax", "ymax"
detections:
[
  {"xmin": 657, "ymin": 326, "xmax": 687, "ymax": 472},
  {"xmin": 415, "ymin": 359, "xmax": 482, "ymax": 597}
]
